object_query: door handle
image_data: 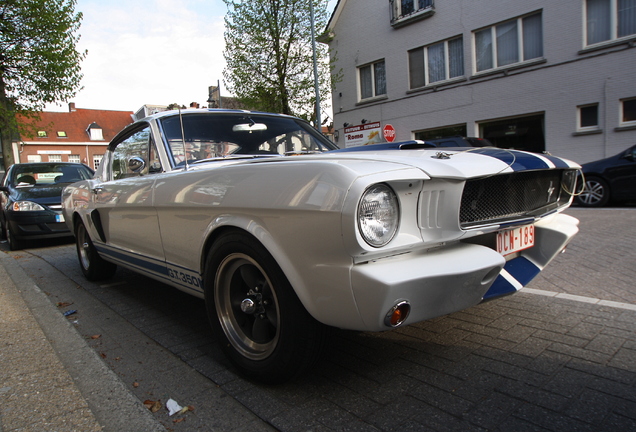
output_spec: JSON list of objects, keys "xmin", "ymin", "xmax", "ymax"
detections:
[{"xmin": 92, "ymin": 186, "xmax": 103, "ymax": 194}]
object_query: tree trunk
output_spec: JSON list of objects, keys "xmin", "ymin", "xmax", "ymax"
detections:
[{"xmin": 0, "ymin": 76, "xmax": 16, "ymax": 171}]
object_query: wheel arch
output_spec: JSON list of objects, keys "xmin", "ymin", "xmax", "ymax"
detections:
[{"xmin": 199, "ymin": 217, "xmax": 314, "ymax": 320}]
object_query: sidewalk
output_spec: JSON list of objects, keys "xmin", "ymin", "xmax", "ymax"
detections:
[{"xmin": 0, "ymin": 251, "xmax": 165, "ymax": 432}]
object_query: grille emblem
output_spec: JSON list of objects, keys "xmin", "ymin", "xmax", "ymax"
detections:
[{"xmin": 546, "ymin": 181, "xmax": 555, "ymax": 202}]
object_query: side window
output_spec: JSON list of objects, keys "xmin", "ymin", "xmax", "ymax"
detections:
[{"xmin": 111, "ymin": 126, "xmax": 160, "ymax": 180}]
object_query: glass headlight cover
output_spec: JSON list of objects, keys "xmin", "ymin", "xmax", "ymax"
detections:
[
  {"xmin": 12, "ymin": 201, "xmax": 45, "ymax": 211},
  {"xmin": 357, "ymin": 183, "xmax": 399, "ymax": 247}
]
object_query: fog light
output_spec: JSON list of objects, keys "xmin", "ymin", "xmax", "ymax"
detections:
[{"xmin": 385, "ymin": 300, "xmax": 410, "ymax": 327}]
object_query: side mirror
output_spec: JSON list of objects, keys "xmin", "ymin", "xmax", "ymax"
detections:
[
  {"xmin": 625, "ymin": 148, "xmax": 636, "ymax": 162},
  {"xmin": 128, "ymin": 156, "xmax": 146, "ymax": 173}
]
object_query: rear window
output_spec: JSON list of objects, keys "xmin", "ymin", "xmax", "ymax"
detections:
[{"xmin": 11, "ymin": 164, "xmax": 94, "ymax": 187}]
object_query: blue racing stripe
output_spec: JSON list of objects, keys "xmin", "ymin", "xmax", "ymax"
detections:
[
  {"xmin": 482, "ymin": 256, "xmax": 542, "ymax": 300},
  {"xmin": 538, "ymin": 153, "xmax": 572, "ymax": 169},
  {"xmin": 470, "ymin": 148, "xmax": 550, "ymax": 171},
  {"xmin": 505, "ymin": 256, "xmax": 541, "ymax": 286},
  {"xmin": 482, "ymin": 274, "xmax": 516, "ymax": 300},
  {"xmin": 95, "ymin": 244, "xmax": 168, "ymax": 276}
]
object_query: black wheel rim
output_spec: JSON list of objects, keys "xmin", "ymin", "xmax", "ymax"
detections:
[{"xmin": 215, "ymin": 253, "xmax": 280, "ymax": 360}]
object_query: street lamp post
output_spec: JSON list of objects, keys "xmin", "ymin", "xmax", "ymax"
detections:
[{"xmin": 309, "ymin": 0, "xmax": 321, "ymax": 130}]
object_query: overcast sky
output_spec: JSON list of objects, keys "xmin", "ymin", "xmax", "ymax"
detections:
[{"xmin": 47, "ymin": 0, "xmax": 338, "ymax": 113}]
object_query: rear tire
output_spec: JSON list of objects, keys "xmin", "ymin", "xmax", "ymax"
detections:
[
  {"xmin": 204, "ymin": 231, "xmax": 326, "ymax": 384},
  {"xmin": 75, "ymin": 219, "xmax": 117, "ymax": 280}
]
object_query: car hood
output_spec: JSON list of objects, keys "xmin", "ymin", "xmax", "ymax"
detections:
[
  {"xmin": 175, "ymin": 144, "xmax": 579, "ymax": 180},
  {"xmin": 10, "ymin": 184, "xmax": 66, "ymax": 205},
  {"xmin": 580, "ymin": 153, "xmax": 620, "ymax": 173},
  {"xmin": 321, "ymin": 145, "xmax": 580, "ymax": 179}
]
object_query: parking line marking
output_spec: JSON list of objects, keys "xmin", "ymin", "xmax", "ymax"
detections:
[{"xmin": 521, "ymin": 287, "xmax": 636, "ymax": 311}]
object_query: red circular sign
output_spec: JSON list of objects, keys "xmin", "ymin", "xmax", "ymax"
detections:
[{"xmin": 383, "ymin": 124, "xmax": 396, "ymax": 142}]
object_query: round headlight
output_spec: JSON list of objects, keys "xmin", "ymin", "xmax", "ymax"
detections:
[
  {"xmin": 357, "ymin": 183, "xmax": 399, "ymax": 247},
  {"xmin": 12, "ymin": 201, "xmax": 45, "ymax": 211}
]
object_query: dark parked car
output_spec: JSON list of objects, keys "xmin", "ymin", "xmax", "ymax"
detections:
[
  {"xmin": 429, "ymin": 136, "xmax": 493, "ymax": 148},
  {"xmin": 0, "ymin": 162, "xmax": 94, "ymax": 249},
  {"xmin": 576, "ymin": 144, "xmax": 636, "ymax": 207}
]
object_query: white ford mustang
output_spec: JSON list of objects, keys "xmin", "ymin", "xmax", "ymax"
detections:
[{"xmin": 62, "ymin": 109, "xmax": 579, "ymax": 383}]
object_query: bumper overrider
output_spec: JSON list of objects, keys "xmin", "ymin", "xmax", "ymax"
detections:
[{"xmin": 349, "ymin": 213, "xmax": 578, "ymax": 332}]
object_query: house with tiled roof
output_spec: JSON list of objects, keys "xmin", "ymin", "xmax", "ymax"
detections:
[{"xmin": 13, "ymin": 103, "xmax": 134, "ymax": 170}]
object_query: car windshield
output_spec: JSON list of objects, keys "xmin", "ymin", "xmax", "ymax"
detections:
[
  {"xmin": 159, "ymin": 112, "xmax": 337, "ymax": 166},
  {"xmin": 10, "ymin": 164, "xmax": 93, "ymax": 187}
]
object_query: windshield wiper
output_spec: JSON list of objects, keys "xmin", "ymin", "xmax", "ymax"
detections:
[{"xmin": 189, "ymin": 154, "xmax": 281, "ymax": 165}]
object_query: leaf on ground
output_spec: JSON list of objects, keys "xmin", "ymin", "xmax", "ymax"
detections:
[{"xmin": 144, "ymin": 400, "xmax": 162, "ymax": 413}]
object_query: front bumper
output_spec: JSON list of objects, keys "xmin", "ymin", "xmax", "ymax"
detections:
[
  {"xmin": 348, "ymin": 213, "xmax": 579, "ymax": 332},
  {"xmin": 5, "ymin": 211, "xmax": 71, "ymax": 240}
]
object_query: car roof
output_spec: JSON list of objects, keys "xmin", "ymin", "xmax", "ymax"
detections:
[{"xmin": 139, "ymin": 108, "xmax": 298, "ymax": 123}]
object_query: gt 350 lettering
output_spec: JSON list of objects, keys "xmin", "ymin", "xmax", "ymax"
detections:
[{"xmin": 167, "ymin": 268, "xmax": 202, "ymax": 288}]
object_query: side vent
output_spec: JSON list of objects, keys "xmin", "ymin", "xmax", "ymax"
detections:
[
  {"xmin": 419, "ymin": 189, "xmax": 445, "ymax": 229},
  {"xmin": 89, "ymin": 210, "xmax": 107, "ymax": 243}
]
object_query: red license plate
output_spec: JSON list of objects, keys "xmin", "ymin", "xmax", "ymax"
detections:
[{"xmin": 496, "ymin": 224, "xmax": 535, "ymax": 256}]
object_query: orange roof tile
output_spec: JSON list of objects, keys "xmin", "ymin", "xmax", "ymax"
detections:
[{"xmin": 17, "ymin": 106, "xmax": 134, "ymax": 143}]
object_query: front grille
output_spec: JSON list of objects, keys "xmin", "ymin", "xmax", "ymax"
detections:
[{"xmin": 460, "ymin": 170, "xmax": 568, "ymax": 228}]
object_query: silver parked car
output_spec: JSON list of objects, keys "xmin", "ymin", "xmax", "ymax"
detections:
[{"xmin": 62, "ymin": 109, "xmax": 580, "ymax": 383}]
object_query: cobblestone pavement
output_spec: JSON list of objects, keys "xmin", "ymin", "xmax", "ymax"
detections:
[{"xmin": 7, "ymin": 207, "xmax": 636, "ymax": 431}]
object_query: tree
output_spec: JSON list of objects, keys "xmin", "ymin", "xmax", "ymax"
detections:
[
  {"xmin": 222, "ymin": 0, "xmax": 333, "ymax": 125},
  {"xmin": 0, "ymin": 0, "xmax": 86, "ymax": 169}
]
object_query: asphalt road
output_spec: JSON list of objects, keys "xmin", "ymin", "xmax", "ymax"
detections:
[{"xmin": 4, "ymin": 206, "xmax": 636, "ymax": 431}]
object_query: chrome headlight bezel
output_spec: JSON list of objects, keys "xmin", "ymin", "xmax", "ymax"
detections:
[{"xmin": 357, "ymin": 183, "xmax": 400, "ymax": 248}]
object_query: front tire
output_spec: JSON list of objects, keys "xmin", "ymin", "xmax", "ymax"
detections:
[
  {"xmin": 75, "ymin": 219, "xmax": 117, "ymax": 281},
  {"xmin": 6, "ymin": 224, "xmax": 22, "ymax": 251},
  {"xmin": 204, "ymin": 231, "xmax": 326, "ymax": 384},
  {"xmin": 576, "ymin": 176, "xmax": 610, "ymax": 207}
]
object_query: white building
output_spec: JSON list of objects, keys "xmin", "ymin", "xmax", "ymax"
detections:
[{"xmin": 325, "ymin": 0, "xmax": 636, "ymax": 163}]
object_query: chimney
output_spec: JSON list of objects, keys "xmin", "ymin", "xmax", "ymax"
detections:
[{"xmin": 69, "ymin": 102, "xmax": 76, "ymax": 112}]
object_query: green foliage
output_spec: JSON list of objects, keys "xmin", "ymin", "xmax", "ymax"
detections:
[
  {"xmin": 0, "ymin": 0, "xmax": 86, "ymax": 168},
  {"xmin": 222, "ymin": 0, "xmax": 333, "ymax": 123}
]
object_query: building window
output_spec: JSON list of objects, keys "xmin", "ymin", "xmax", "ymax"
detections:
[
  {"xmin": 93, "ymin": 155, "xmax": 103, "ymax": 170},
  {"xmin": 409, "ymin": 36, "xmax": 464, "ymax": 89},
  {"xmin": 578, "ymin": 104, "xmax": 600, "ymax": 130},
  {"xmin": 48, "ymin": 154, "xmax": 62, "ymax": 163},
  {"xmin": 57, "ymin": 131, "xmax": 67, "ymax": 138},
  {"xmin": 358, "ymin": 60, "xmax": 387, "ymax": 101},
  {"xmin": 389, "ymin": 0, "xmax": 433, "ymax": 22},
  {"xmin": 480, "ymin": 114, "xmax": 545, "ymax": 153},
  {"xmin": 474, "ymin": 12, "xmax": 543, "ymax": 72},
  {"xmin": 27, "ymin": 155, "xmax": 42, "ymax": 163},
  {"xmin": 89, "ymin": 128, "xmax": 103, "ymax": 140},
  {"xmin": 37, "ymin": 131, "xmax": 47, "ymax": 137},
  {"xmin": 586, "ymin": 0, "xmax": 636, "ymax": 46},
  {"xmin": 68, "ymin": 154, "xmax": 81, "ymax": 163},
  {"xmin": 87, "ymin": 122, "xmax": 104, "ymax": 140},
  {"xmin": 621, "ymin": 97, "xmax": 636, "ymax": 126}
]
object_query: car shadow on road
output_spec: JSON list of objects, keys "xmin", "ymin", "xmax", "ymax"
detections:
[{"xmin": 12, "ymin": 243, "xmax": 636, "ymax": 432}]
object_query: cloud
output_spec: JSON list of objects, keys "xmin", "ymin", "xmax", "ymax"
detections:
[
  {"xmin": 51, "ymin": 0, "xmax": 227, "ymax": 112},
  {"xmin": 48, "ymin": 0, "xmax": 339, "ymax": 114}
]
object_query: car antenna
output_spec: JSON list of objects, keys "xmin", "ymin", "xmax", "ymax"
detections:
[{"xmin": 178, "ymin": 107, "xmax": 189, "ymax": 171}]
